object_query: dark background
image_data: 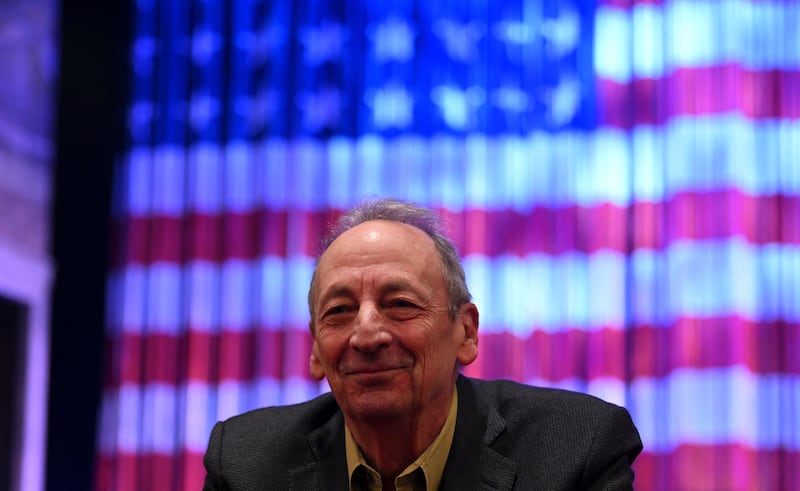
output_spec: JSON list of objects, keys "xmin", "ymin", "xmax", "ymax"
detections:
[{"xmin": 47, "ymin": 1, "xmax": 130, "ymax": 489}]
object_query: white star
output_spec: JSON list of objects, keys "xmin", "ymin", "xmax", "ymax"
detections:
[
  {"xmin": 132, "ymin": 36, "xmax": 157, "ymax": 76},
  {"xmin": 430, "ymin": 85, "xmax": 485, "ymax": 130},
  {"xmin": 492, "ymin": 86, "xmax": 530, "ymax": 113},
  {"xmin": 493, "ymin": 20, "xmax": 536, "ymax": 45},
  {"xmin": 366, "ymin": 85, "xmax": 413, "ymax": 129},
  {"xmin": 433, "ymin": 20, "xmax": 484, "ymax": 62},
  {"xmin": 188, "ymin": 93, "xmax": 220, "ymax": 131},
  {"xmin": 298, "ymin": 87, "xmax": 342, "ymax": 131},
  {"xmin": 128, "ymin": 101, "xmax": 156, "ymax": 139},
  {"xmin": 544, "ymin": 74, "xmax": 580, "ymax": 127},
  {"xmin": 236, "ymin": 25, "xmax": 286, "ymax": 64},
  {"xmin": 541, "ymin": 5, "xmax": 580, "ymax": 57},
  {"xmin": 299, "ymin": 22, "xmax": 348, "ymax": 65},
  {"xmin": 234, "ymin": 90, "xmax": 279, "ymax": 133},
  {"xmin": 191, "ymin": 29, "xmax": 223, "ymax": 66},
  {"xmin": 367, "ymin": 18, "xmax": 415, "ymax": 61}
]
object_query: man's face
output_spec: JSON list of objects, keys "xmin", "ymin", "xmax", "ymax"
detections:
[{"xmin": 309, "ymin": 220, "xmax": 478, "ymax": 423}]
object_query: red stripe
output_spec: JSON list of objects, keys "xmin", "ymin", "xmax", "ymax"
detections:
[
  {"xmin": 599, "ymin": 66, "xmax": 800, "ymax": 128},
  {"xmin": 630, "ymin": 317, "xmax": 800, "ymax": 379},
  {"xmin": 96, "ymin": 446, "xmax": 800, "ymax": 491},
  {"xmin": 109, "ymin": 192, "xmax": 800, "ymax": 266},
  {"xmin": 464, "ymin": 328, "xmax": 627, "ymax": 382},
  {"xmin": 635, "ymin": 444, "xmax": 800, "ymax": 491},
  {"xmin": 108, "ymin": 328, "xmax": 313, "ymax": 386},
  {"xmin": 95, "ymin": 452, "xmax": 203, "ymax": 491},
  {"xmin": 105, "ymin": 316, "xmax": 800, "ymax": 388}
]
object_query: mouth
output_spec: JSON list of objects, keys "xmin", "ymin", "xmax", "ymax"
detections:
[{"xmin": 343, "ymin": 366, "xmax": 408, "ymax": 376}]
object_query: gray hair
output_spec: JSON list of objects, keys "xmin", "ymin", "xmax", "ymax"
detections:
[{"xmin": 307, "ymin": 197, "xmax": 472, "ymax": 331}]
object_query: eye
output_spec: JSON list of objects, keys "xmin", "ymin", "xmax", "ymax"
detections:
[
  {"xmin": 388, "ymin": 299, "xmax": 417, "ymax": 308},
  {"xmin": 323, "ymin": 304, "xmax": 354, "ymax": 318},
  {"xmin": 385, "ymin": 298, "xmax": 422, "ymax": 318}
]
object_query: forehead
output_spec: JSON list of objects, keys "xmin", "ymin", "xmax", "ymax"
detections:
[{"xmin": 315, "ymin": 220, "xmax": 442, "ymax": 288}]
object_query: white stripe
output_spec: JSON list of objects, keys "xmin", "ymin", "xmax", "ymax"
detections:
[
  {"xmin": 464, "ymin": 135, "xmax": 491, "ymax": 209},
  {"xmin": 665, "ymin": 0, "xmax": 721, "ymax": 69},
  {"xmin": 98, "ymin": 378, "xmax": 330, "ymax": 456},
  {"xmin": 224, "ymin": 142, "xmax": 256, "ymax": 212},
  {"xmin": 326, "ymin": 136, "xmax": 355, "ymax": 208},
  {"xmin": 260, "ymin": 139, "xmax": 289, "ymax": 208},
  {"xmin": 588, "ymin": 129, "xmax": 630, "ymax": 206},
  {"xmin": 631, "ymin": 4, "xmax": 664, "ymax": 79},
  {"xmin": 596, "ymin": 0, "xmax": 800, "ymax": 82},
  {"xmin": 467, "ymin": 251, "xmax": 628, "ymax": 334},
  {"xmin": 140, "ymin": 382, "xmax": 179, "ymax": 452},
  {"xmin": 147, "ymin": 262, "xmax": 183, "ymax": 334},
  {"xmin": 186, "ymin": 262, "xmax": 219, "ymax": 333},
  {"xmin": 470, "ymin": 241, "xmax": 800, "ymax": 332},
  {"xmin": 429, "ymin": 135, "xmax": 467, "ymax": 211},
  {"xmin": 96, "ymin": 386, "xmax": 119, "ymax": 453},
  {"xmin": 129, "ymin": 119, "xmax": 800, "ymax": 213},
  {"xmin": 636, "ymin": 239, "xmax": 800, "ymax": 324},
  {"xmin": 120, "ymin": 265, "xmax": 146, "ymax": 333},
  {"xmin": 388, "ymin": 136, "xmax": 430, "ymax": 205},
  {"xmin": 220, "ymin": 260, "xmax": 252, "ymax": 331},
  {"xmin": 354, "ymin": 135, "xmax": 387, "ymax": 199},
  {"xmin": 285, "ymin": 255, "xmax": 315, "ymax": 328},
  {"xmin": 217, "ymin": 378, "xmax": 252, "ymax": 421},
  {"xmin": 525, "ymin": 377, "xmax": 629, "ymax": 408},
  {"xmin": 100, "ymin": 370, "xmax": 800, "ymax": 456},
  {"xmin": 631, "ymin": 126, "xmax": 665, "ymax": 202},
  {"xmin": 188, "ymin": 143, "xmax": 223, "ymax": 213},
  {"xmin": 287, "ymin": 138, "xmax": 325, "ymax": 209},
  {"xmin": 113, "ymin": 240, "xmax": 800, "ymax": 336},
  {"xmin": 594, "ymin": 6, "xmax": 631, "ymax": 83},
  {"xmin": 258, "ymin": 255, "xmax": 287, "ymax": 328},
  {"xmin": 631, "ymin": 366, "xmax": 800, "ymax": 452},
  {"xmin": 152, "ymin": 145, "xmax": 185, "ymax": 214},
  {"xmin": 645, "ymin": 115, "xmax": 800, "ymax": 198},
  {"xmin": 184, "ymin": 381, "xmax": 215, "ymax": 452},
  {"xmin": 117, "ymin": 384, "xmax": 142, "ymax": 452},
  {"xmin": 127, "ymin": 148, "xmax": 153, "ymax": 215}
]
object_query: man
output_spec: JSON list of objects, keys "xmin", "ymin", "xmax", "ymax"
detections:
[{"xmin": 203, "ymin": 197, "xmax": 642, "ymax": 490}]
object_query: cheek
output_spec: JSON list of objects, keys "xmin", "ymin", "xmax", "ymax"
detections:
[{"xmin": 315, "ymin": 331, "xmax": 348, "ymax": 363}]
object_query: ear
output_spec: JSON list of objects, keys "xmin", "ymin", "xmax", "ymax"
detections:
[
  {"xmin": 456, "ymin": 303, "xmax": 479, "ymax": 366},
  {"xmin": 309, "ymin": 322, "xmax": 326, "ymax": 380}
]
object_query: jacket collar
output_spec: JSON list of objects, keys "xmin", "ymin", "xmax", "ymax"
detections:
[
  {"xmin": 440, "ymin": 376, "xmax": 517, "ymax": 490},
  {"xmin": 297, "ymin": 400, "xmax": 349, "ymax": 490},
  {"xmin": 302, "ymin": 376, "xmax": 517, "ymax": 490}
]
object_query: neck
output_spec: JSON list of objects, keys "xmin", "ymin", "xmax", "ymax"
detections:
[{"xmin": 346, "ymin": 404, "xmax": 449, "ymax": 482}]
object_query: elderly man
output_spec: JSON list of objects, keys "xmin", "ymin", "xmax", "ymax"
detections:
[{"xmin": 203, "ymin": 197, "xmax": 642, "ymax": 490}]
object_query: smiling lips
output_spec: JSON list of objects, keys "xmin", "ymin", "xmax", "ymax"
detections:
[{"xmin": 342, "ymin": 365, "xmax": 409, "ymax": 376}]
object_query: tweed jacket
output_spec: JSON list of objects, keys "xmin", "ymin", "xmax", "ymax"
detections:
[{"xmin": 203, "ymin": 375, "xmax": 643, "ymax": 490}]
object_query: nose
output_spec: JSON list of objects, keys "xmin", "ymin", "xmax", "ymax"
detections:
[{"xmin": 349, "ymin": 303, "xmax": 391, "ymax": 353}]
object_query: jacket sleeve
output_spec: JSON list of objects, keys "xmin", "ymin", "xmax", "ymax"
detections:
[
  {"xmin": 581, "ymin": 405, "xmax": 643, "ymax": 491},
  {"xmin": 202, "ymin": 421, "xmax": 230, "ymax": 491}
]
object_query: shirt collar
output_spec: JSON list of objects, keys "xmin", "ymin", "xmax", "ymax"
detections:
[{"xmin": 345, "ymin": 387, "xmax": 459, "ymax": 491}]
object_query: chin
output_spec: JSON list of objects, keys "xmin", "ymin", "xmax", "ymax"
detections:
[{"xmin": 344, "ymin": 394, "xmax": 410, "ymax": 420}]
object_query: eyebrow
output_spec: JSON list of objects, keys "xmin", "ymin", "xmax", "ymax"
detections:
[{"xmin": 317, "ymin": 279, "xmax": 425, "ymax": 307}]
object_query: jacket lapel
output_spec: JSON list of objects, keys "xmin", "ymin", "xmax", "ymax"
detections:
[
  {"xmin": 294, "ymin": 409, "xmax": 349, "ymax": 490},
  {"xmin": 441, "ymin": 376, "xmax": 517, "ymax": 490}
]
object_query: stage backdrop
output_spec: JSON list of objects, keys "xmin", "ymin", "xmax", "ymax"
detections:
[{"xmin": 95, "ymin": 1, "xmax": 800, "ymax": 490}]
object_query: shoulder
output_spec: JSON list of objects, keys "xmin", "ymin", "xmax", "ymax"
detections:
[
  {"xmin": 468, "ymin": 377, "xmax": 619, "ymax": 411},
  {"xmin": 203, "ymin": 392, "xmax": 344, "ymax": 488},
  {"xmin": 216, "ymin": 391, "xmax": 340, "ymax": 444},
  {"xmin": 461, "ymin": 377, "xmax": 638, "ymax": 444},
  {"xmin": 455, "ymin": 377, "xmax": 642, "ymax": 488}
]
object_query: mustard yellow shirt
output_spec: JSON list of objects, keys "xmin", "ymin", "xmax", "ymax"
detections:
[{"xmin": 345, "ymin": 388, "xmax": 458, "ymax": 491}]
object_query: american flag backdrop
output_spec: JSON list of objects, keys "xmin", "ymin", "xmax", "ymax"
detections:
[{"xmin": 96, "ymin": 0, "xmax": 800, "ymax": 490}]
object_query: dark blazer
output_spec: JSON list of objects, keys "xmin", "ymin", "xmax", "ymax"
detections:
[{"xmin": 203, "ymin": 376, "xmax": 643, "ymax": 490}]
